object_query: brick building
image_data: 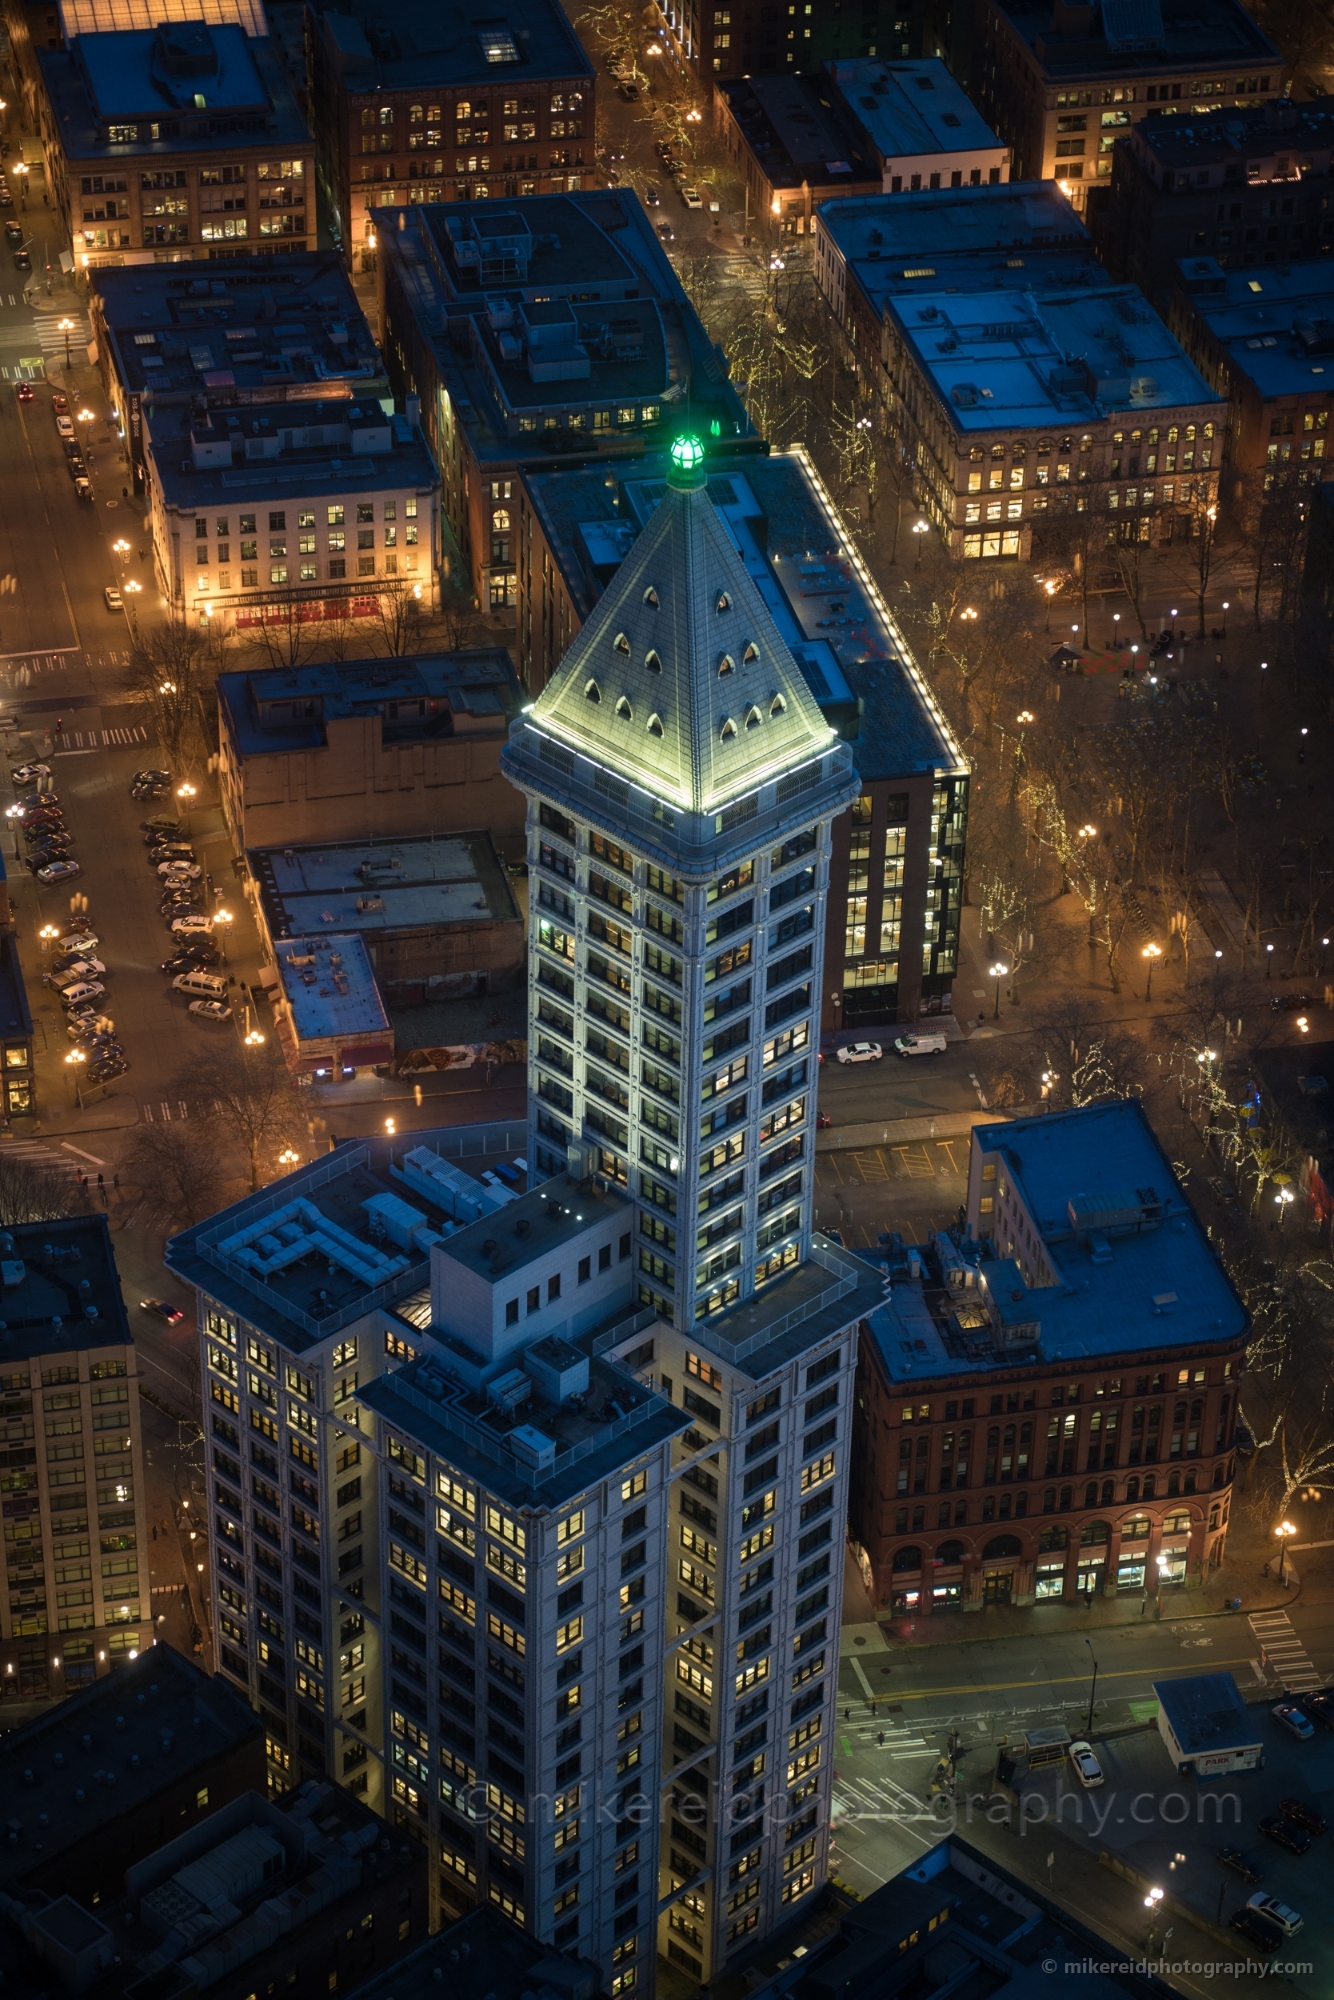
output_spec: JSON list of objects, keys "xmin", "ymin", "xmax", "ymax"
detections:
[
  {"xmin": 971, "ymin": 0, "xmax": 1284, "ymax": 218},
  {"xmin": 307, "ymin": 0, "xmax": 594, "ymax": 273},
  {"xmin": 1094, "ymin": 98, "xmax": 1334, "ymax": 311},
  {"xmin": 852, "ymin": 1102, "xmax": 1248, "ymax": 1618}
]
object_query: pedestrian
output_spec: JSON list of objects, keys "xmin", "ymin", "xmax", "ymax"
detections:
[
  {"xmin": 878, "ymin": 1730, "xmax": 885, "ymax": 1746},
  {"xmin": 121, "ymin": 487, "xmax": 128, "ymax": 500},
  {"xmin": 55, "ymin": 715, "xmax": 62, "ymax": 732},
  {"xmin": 1140, "ymin": 1593, "xmax": 1148, "ymax": 1617},
  {"xmin": 96, "ymin": 1172, "xmax": 104, "ymax": 1192},
  {"xmin": 113, "ymin": 1172, "xmax": 119, "ymax": 1191},
  {"xmin": 40, "ymin": 970, "xmax": 48, "ymax": 987}
]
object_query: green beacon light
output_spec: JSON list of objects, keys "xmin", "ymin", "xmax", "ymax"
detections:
[{"xmin": 669, "ymin": 433, "xmax": 707, "ymax": 488}]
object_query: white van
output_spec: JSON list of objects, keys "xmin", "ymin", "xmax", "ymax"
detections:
[
  {"xmin": 61, "ymin": 981, "xmax": 106, "ymax": 1010},
  {"xmin": 173, "ymin": 970, "xmax": 228, "ymax": 1001}
]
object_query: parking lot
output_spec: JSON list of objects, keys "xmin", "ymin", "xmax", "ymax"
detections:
[
  {"xmin": 814, "ymin": 1136, "xmax": 969, "ymax": 1246},
  {"xmin": 1012, "ymin": 1699, "xmax": 1334, "ymax": 1986}
]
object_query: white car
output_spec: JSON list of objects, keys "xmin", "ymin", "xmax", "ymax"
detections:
[
  {"xmin": 680, "ymin": 185, "xmax": 704, "ymax": 209},
  {"xmin": 157, "ymin": 860, "xmax": 202, "ymax": 879},
  {"xmin": 170, "ymin": 914, "xmax": 213, "ymax": 935},
  {"xmin": 188, "ymin": 998, "xmax": 232, "ymax": 1022},
  {"xmin": 11, "ymin": 762, "xmax": 50, "ymax": 785},
  {"xmin": 55, "ymin": 415, "xmax": 74, "ymax": 438},
  {"xmin": 1272, "ymin": 1702, "xmax": 1316, "ymax": 1741},
  {"xmin": 894, "ymin": 1031, "xmax": 948, "ymax": 1058},
  {"xmin": 836, "ymin": 1041, "xmax": 882, "ymax": 1065},
  {"xmin": 37, "ymin": 859, "xmax": 81, "ymax": 883},
  {"xmin": 58, "ymin": 930, "xmax": 98, "ymax": 956},
  {"xmin": 52, "ymin": 959, "xmax": 106, "ymax": 986},
  {"xmin": 1068, "ymin": 1740, "xmax": 1104, "ymax": 1789},
  {"xmin": 104, "ymin": 584, "xmax": 122, "ymax": 612},
  {"xmin": 1247, "ymin": 1892, "xmax": 1304, "ymax": 1936},
  {"xmin": 60, "ymin": 980, "xmax": 105, "ymax": 1010}
]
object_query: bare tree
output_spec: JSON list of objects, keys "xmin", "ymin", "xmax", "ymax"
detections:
[
  {"xmin": 175, "ymin": 1038, "xmax": 305, "ymax": 1192},
  {"xmin": 1181, "ymin": 491, "xmax": 1221, "ymax": 638},
  {"xmin": 1027, "ymin": 991, "xmax": 1150, "ymax": 1108},
  {"xmin": 118, "ymin": 614, "xmax": 213, "ymax": 769},
  {"xmin": 367, "ymin": 575, "xmax": 428, "ymax": 658},
  {"xmin": 123, "ymin": 1117, "xmax": 233, "ymax": 1226},
  {"xmin": 244, "ymin": 595, "xmax": 327, "ymax": 671},
  {"xmin": 1106, "ymin": 516, "xmax": 1161, "ymax": 642},
  {"xmin": 0, "ymin": 1151, "xmax": 77, "ymax": 1225}
]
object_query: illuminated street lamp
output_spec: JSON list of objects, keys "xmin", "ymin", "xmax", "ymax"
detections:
[
  {"xmin": 1276, "ymin": 1518, "xmax": 1297, "ymax": 1585},
  {"xmin": 76, "ymin": 406, "xmax": 94, "ymax": 425},
  {"xmin": 1221, "ymin": 599, "xmax": 1229, "ymax": 638},
  {"xmin": 175, "ymin": 780, "xmax": 196, "ymax": 832},
  {"xmin": 1042, "ymin": 577, "xmax": 1057, "ymax": 633},
  {"xmin": 112, "ymin": 537, "xmax": 130, "ymax": 559},
  {"xmin": 989, "ymin": 960, "xmax": 1007, "ymax": 1021},
  {"xmin": 278, "ymin": 1148, "xmax": 299, "ymax": 1169},
  {"xmin": 912, "ymin": 519, "xmax": 929, "ymax": 567},
  {"xmin": 57, "ymin": 317, "xmax": 74, "ymax": 369},
  {"xmin": 214, "ymin": 905, "xmax": 232, "ymax": 966},
  {"xmin": 13, "ymin": 161, "xmax": 27, "ymax": 208},
  {"xmin": 38, "ymin": 923, "xmax": 58, "ymax": 949},
  {"xmin": 1275, "ymin": 1184, "xmax": 1295, "ymax": 1229},
  {"xmin": 385, "ymin": 1117, "xmax": 397, "ymax": 1137},
  {"xmin": 1141, "ymin": 941, "xmax": 1162, "ymax": 1002},
  {"xmin": 4, "ymin": 805, "xmax": 21, "ymax": 858},
  {"xmin": 65, "ymin": 1046, "xmax": 86, "ymax": 1110}
]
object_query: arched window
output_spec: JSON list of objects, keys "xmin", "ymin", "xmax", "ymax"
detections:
[
  {"xmin": 1100, "ymin": 1478, "xmax": 1114, "ymax": 1504},
  {"xmin": 720, "ymin": 718, "xmax": 737, "ymax": 741},
  {"xmin": 1163, "ymin": 1509, "xmax": 1192, "ymax": 1534},
  {"xmin": 491, "ymin": 506, "xmax": 510, "ymax": 533},
  {"xmin": 584, "ymin": 679, "xmax": 601, "ymax": 703},
  {"xmin": 742, "ymin": 640, "xmax": 760, "ymax": 663},
  {"xmin": 935, "ymin": 1540, "xmax": 966, "ymax": 1566},
  {"xmin": 718, "ymin": 654, "xmax": 735, "ymax": 677},
  {"xmin": 982, "ymin": 1534, "xmax": 1021, "ymax": 1561},
  {"xmin": 615, "ymin": 696, "xmax": 632, "ymax": 720},
  {"xmin": 645, "ymin": 649, "xmax": 663, "ymax": 673},
  {"xmin": 770, "ymin": 693, "xmax": 786, "ymax": 715},
  {"xmin": 1141, "ymin": 1473, "xmax": 1156, "ymax": 1500},
  {"xmin": 646, "ymin": 713, "xmax": 664, "ymax": 737},
  {"xmin": 744, "ymin": 705, "xmax": 762, "ymax": 729},
  {"xmin": 716, "ymin": 591, "xmax": 731, "ymax": 613},
  {"xmin": 613, "ymin": 632, "xmax": 630, "ymax": 655},
  {"xmin": 1121, "ymin": 1515, "xmax": 1150, "ymax": 1541},
  {"xmin": 1080, "ymin": 1518, "xmax": 1111, "ymax": 1546},
  {"xmin": 1038, "ymin": 1523, "xmax": 1067, "ymax": 1552},
  {"xmin": 643, "ymin": 586, "xmax": 659, "ymax": 608},
  {"xmin": 892, "ymin": 1544, "xmax": 922, "ymax": 1572},
  {"xmin": 1125, "ymin": 1475, "xmax": 1140, "ymax": 1502}
]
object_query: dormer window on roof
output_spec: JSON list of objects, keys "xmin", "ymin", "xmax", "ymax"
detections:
[
  {"xmin": 645, "ymin": 649, "xmax": 663, "ymax": 673},
  {"xmin": 478, "ymin": 24, "xmax": 521, "ymax": 62},
  {"xmin": 745, "ymin": 705, "xmax": 762, "ymax": 729},
  {"xmin": 716, "ymin": 592, "xmax": 731, "ymax": 613},
  {"xmin": 647, "ymin": 712, "xmax": 664, "ymax": 736},
  {"xmin": 643, "ymin": 587, "xmax": 659, "ymax": 608},
  {"xmin": 770, "ymin": 694, "xmax": 786, "ymax": 715},
  {"xmin": 584, "ymin": 678, "xmax": 601, "ymax": 703},
  {"xmin": 614, "ymin": 632, "xmax": 630, "ymax": 655},
  {"xmin": 743, "ymin": 641, "xmax": 760, "ymax": 663},
  {"xmin": 720, "ymin": 717, "xmax": 737, "ymax": 740},
  {"xmin": 615, "ymin": 695, "xmax": 633, "ymax": 719},
  {"xmin": 718, "ymin": 654, "xmax": 735, "ymax": 677}
]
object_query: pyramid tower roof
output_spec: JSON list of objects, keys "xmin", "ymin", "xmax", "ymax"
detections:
[{"xmin": 530, "ymin": 436, "xmax": 832, "ymax": 818}]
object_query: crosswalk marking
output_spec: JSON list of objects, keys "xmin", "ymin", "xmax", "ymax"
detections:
[
  {"xmin": 53, "ymin": 724, "xmax": 151, "ymax": 752},
  {"xmin": 1249, "ymin": 1610, "xmax": 1323, "ymax": 1692},
  {"xmin": 0, "ymin": 1136, "xmax": 81, "ymax": 1177},
  {"xmin": 32, "ymin": 313, "xmax": 90, "ymax": 356}
]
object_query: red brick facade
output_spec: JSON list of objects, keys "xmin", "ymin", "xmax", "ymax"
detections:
[{"xmin": 852, "ymin": 1341, "xmax": 1245, "ymax": 1616}]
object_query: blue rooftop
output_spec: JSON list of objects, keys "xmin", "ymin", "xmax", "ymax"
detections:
[
  {"xmin": 1174, "ymin": 255, "xmax": 1334, "ymax": 400},
  {"xmin": 78, "ymin": 22, "xmax": 265, "ymax": 117},
  {"xmin": 1153, "ymin": 1673, "xmax": 1259, "ymax": 1755},
  {"xmin": 218, "ymin": 651, "xmax": 520, "ymax": 759},
  {"xmin": 866, "ymin": 1100, "xmax": 1248, "ymax": 1384}
]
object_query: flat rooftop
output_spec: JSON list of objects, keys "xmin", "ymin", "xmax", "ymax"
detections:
[
  {"xmin": 146, "ymin": 397, "xmax": 438, "ymax": 508},
  {"xmin": 60, "ymin": 0, "xmax": 268, "ymax": 38},
  {"xmin": 816, "ymin": 181, "xmax": 1096, "ymax": 307},
  {"xmin": 718, "ymin": 74, "xmax": 876, "ymax": 192},
  {"xmin": 1126, "ymin": 97, "xmax": 1334, "ymax": 172},
  {"xmin": 248, "ymin": 833, "xmax": 520, "ymax": 943},
  {"xmin": 0, "ymin": 1646, "xmax": 262, "ymax": 1895},
  {"xmin": 773, "ymin": 1836, "xmax": 1174, "ymax": 2000},
  {"xmin": 522, "ymin": 447, "xmax": 964, "ymax": 779},
  {"xmin": 890, "ymin": 278, "xmax": 1220, "ymax": 427},
  {"xmin": 993, "ymin": 0, "xmax": 1281, "ymax": 80},
  {"xmin": 865, "ymin": 1101, "xmax": 1247, "ymax": 1383},
  {"xmin": 90, "ymin": 257, "xmax": 382, "ymax": 404},
  {"xmin": 347, "ymin": 1906, "xmax": 597, "ymax": 2000},
  {"xmin": 40, "ymin": 29, "xmax": 307, "ymax": 160},
  {"xmin": 0, "ymin": 1216, "xmax": 132, "ymax": 1361},
  {"xmin": 313, "ymin": 0, "xmax": 592, "ymax": 95},
  {"xmin": 375, "ymin": 194, "xmax": 754, "ymax": 463},
  {"xmin": 166, "ymin": 1126, "xmax": 529, "ymax": 1351},
  {"xmin": 1175, "ymin": 256, "xmax": 1334, "ymax": 399},
  {"xmin": 274, "ymin": 934, "xmax": 388, "ymax": 1041},
  {"xmin": 1153, "ymin": 1672, "xmax": 1259, "ymax": 1752},
  {"xmin": 832, "ymin": 58, "xmax": 1004, "ymax": 165},
  {"xmin": 219, "ymin": 650, "xmax": 521, "ymax": 757}
]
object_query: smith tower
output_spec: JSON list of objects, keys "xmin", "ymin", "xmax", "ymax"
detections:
[{"xmin": 502, "ymin": 434, "xmax": 859, "ymax": 1327}]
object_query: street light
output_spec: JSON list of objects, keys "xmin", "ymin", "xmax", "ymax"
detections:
[
  {"xmin": 176, "ymin": 780, "xmax": 196, "ymax": 832},
  {"xmin": 1141, "ymin": 941, "xmax": 1162, "ymax": 1002},
  {"xmin": 1275, "ymin": 1185, "xmax": 1295, "ymax": 1229},
  {"xmin": 278, "ymin": 1148, "xmax": 299, "ymax": 1169},
  {"xmin": 912, "ymin": 519, "xmax": 929, "ymax": 567},
  {"xmin": 76, "ymin": 407, "xmax": 94, "ymax": 425},
  {"xmin": 13, "ymin": 161, "xmax": 27, "ymax": 208},
  {"xmin": 244, "ymin": 1026, "xmax": 265, "ymax": 1046},
  {"xmin": 1083, "ymin": 1636, "xmax": 1099, "ymax": 1736},
  {"xmin": 1043, "ymin": 577, "xmax": 1057, "ymax": 633},
  {"xmin": 989, "ymin": 960, "xmax": 1007, "ymax": 1020},
  {"xmin": 112, "ymin": 537, "xmax": 130, "ymax": 559},
  {"xmin": 65, "ymin": 1047, "xmax": 86, "ymax": 1110},
  {"xmin": 1221, "ymin": 599, "xmax": 1229, "ymax": 638},
  {"xmin": 385, "ymin": 1117, "xmax": 397, "ymax": 1136},
  {"xmin": 1276, "ymin": 1518, "xmax": 1297, "ymax": 1585},
  {"xmin": 214, "ymin": 906, "xmax": 232, "ymax": 965},
  {"xmin": 4, "ymin": 805, "xmax": 21, "ymax": 858},
  {"xmin": 38, "ymin": 924, "xmax": 58, "ymax": 949},
  {"xmin": 1265, "ymin": 942, "xmax": 1274, "ymax": 978},
  {"xmin": 57, "ymin": 317, "xmax": 75, "ymax": 370}
]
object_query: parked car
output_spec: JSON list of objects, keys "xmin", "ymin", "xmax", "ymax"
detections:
[
  {"xmin": 1294, "ymin": 1690, "xmax": 1334, "ymax": 1731},
  {"xmin": 133, "ymin": 768, "xmax": 171, "ymax": 787},
  {"xmin": 12, "ymin": 248, "xmax": 30, "ymax": 271},
  {"xmin": 37, "ymin": 859, "xmax": 81, "ymax": 883},
  {"xmin": 10, "ymin": 762, "xmax": 50, "ymax": 784},
  {"xmin": 58, "ymin": 930, "xmax": 97, "ymax": 956},
  {"xmin": 141, "ymin": 817, "xmax": 184, "ymax": 836},
  {"xmin": 170, "ymin": 914, "xmax": 213, "ymax": 935},
  {"xmin": 74, "ymin": 478, "xmax": 93, "ymax": 502},
  {"xmin": 161, "ymin": 947, "xmax": 219, "ymax": 974},
  {"xmin": 1258, "ymin": 1815, "xmax": 1312, "ymax": 1855},
  {"xmin": 1067, "ymin": 1740, "xmax": 1103, "ymax": 1789},
  {"xmin": 52, "ymin": 960, "xmax": 106, "ymax": 987},
  {"xmin": 189, "ymin": 998, "xmax": 232, "ymax": 1022},
  {"xmin": 837, "ymin": 1041, "xmax": 882, "ymax": 1065},
  {"xmin": 87, "ymin": 1055, "xmax": 129, "ymax": 1084},
  {"xmin": 618, "ymin": 78, "xmax": 640, "ymax": 99},
  {"xmin": 1246, "ymin": 1892, "xmax": 1303, "ymax": 1937},
  {"xmin": 157, "ymin": 860, "xmax": 202, "ymax": 880},
  {"xmin": 1272, "ymin": 1703, "xmax": 1316, "ymax": 1741},
  {"xmin": 894, "ymin": 1031, "xmax": 947, "ymax": 1058},
  {"xmin": 1276, "ymin": 1797, "xmax": 1326, "ymax": 1835},
  {"xmin": 51, "ymin": 393, "xmax": 68, "ymax": 414},
  {"xmin": 1228, "ymin": 1907, "xmax": 1286, "ymax": 1954},
  {"xmin": 103, "ymin": 584, "xmax": 122, "ymax": 612},
  {"xmin": 140, "ymin": 1297, "xmax": 184, "ymax": 1324},
  {"xmin": 55, "ymin": 414, "xmax": 73, "ymax": 438},
  {"xmin": 680, "ymin": 184, "xmax": 704, "ymax": 208},
  {"xmin": 60, "ymin": 981, "xmax": 105, "ymax": 1010},
  {"xmin": 5, "ymin": 222, "xmax": 22, "ymax": 246},
  {"xmin": 1216, "ymin": 1847, "xmax": 1264, "ymax": 1884}
]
